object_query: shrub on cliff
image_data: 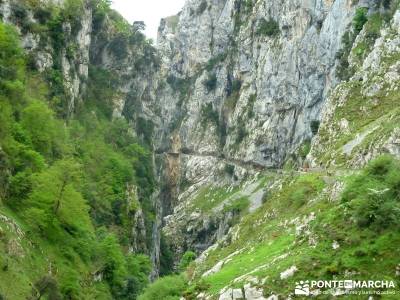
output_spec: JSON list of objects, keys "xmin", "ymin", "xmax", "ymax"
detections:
[
  {"xmin": 342, "ymin": 155, "xmax": 400, "ymax": 229},
  {"xmin": 256, "ymin": 18, "xmax": 280, "ymax": 37},
  {"xmin": 203, "ymin": 72, "xmax": 218, "ymax": 92},
  {"xmin": 353, "ymin": 7, "xmax": 368, "ymax": 33},
  {"xmin": 179, "ymin": 251, "xmax": 197, "ymax": 271}
]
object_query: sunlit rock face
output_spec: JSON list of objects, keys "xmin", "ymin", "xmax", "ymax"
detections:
[
  {"xmin": 155, "ymin": 0, "xmax": 359, "ymax": 189},
  {"xmin": 149, "ymin": 0, "xmax": 378, "ymax": 257}
]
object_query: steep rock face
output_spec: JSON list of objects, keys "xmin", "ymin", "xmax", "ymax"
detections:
[
  {"xmin": 154, "ymin": 0, "xmax": 375, "ymax": 258},
  {"xmin": 181, "ymin": 7, "xmax": 400, "ymax": 299},
  {"xmin": 0, "ymin": 0, "xmax": 92, "ymax": 115},
  {"xmin": 309, "ymin": 9, "xmax": 400, "ymax": 168},
  {"xmin": 156, "ymin": 0, "xmax": 360, "ymax": 175}
]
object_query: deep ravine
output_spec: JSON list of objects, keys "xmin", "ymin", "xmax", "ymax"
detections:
[{"xmin": 0, "ymin": 0, "xmax": 400, "ymax": 299}]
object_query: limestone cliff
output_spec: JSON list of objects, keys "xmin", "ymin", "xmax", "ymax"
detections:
[
  {"xmin": 2, "ymin": 1, "xmax": 400, "ymax": 296},
  {"xmin": 154, "ymin": 0, "xmax": 388, "ymax": 259}
]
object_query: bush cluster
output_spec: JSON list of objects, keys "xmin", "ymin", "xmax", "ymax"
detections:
[
  {"xmin": 256, "ymin": 18, "xmax": 280, "ymax": 37},
  {"xmin": 342, "ymin": 155, "xmax": 400, "ymax": 230},
  {"xmin": 203, "ymin": 72, "xmax": 218, "ymax": 92}
]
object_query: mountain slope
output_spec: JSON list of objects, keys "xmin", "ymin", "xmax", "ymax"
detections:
[
  {"xmin": 0, "ymin": 1, "xmax": 159, "ymax": 298},
  {"xmin": 139, "ymin": 4, "xmax": 400, "ymax": 300},
  {"xmin": 0, "ymin": 0, "xmax": 400, "ymax": 299}
]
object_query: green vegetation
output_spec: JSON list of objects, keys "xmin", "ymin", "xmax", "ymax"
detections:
[
  {"xmin": 224, "ymin": 164, "xmax": 235, "ymax": 177},
  {"xmin": 205, "ymin": 52, "xmax": 228, "ymax": 71},
  {"xmin": 235, "ymin": 125, "xmax": 247, "ymax": 145},
  {"xmin": 189, "ymin": 172, "xmax": 325, "ymax": 294},
  {"xmin": 335, "ymin": 30, "xmax": 357, "ymax": 81},
  {"xmin": 222, "ymin": 77, "xmax": 242, "ymax": 117},
  {"xmin": 352, "ymin": 12, "xmax": 384, "ymax": 62},
  {"xmin": 2, "ymin": 0, "xmax": 400, "ymax": 299},
  {"xmin": 203, "ymin": 72, "xmax": 218, "ymax": 92},
  {"xmin": 0, "ymin": 10, "xmax": 155, "ymax": 298},
  {"xmin": 336, "ymin": 7, "xmax": 370, "ymax": 80},
  {"xmin": 342, "ymin": 155, "xmax": 400, "ymax": 229},
  {"xmin": 246, "ymin": 93, "xmax": 257, "ymax": 118},
  {"xmin": 138, "ymin": 275, "xmax": 187, "ymax": 300},
  {"xmin": 310, "ymin": 120, "xmax": 320, "ymax": 135},
  {"xmin": 353, "ymin": 7, "xmax": 368, "ymax": 33},
  {"xmin": 159, "ymin": 233, "xmax": 175, "ymax": 277},
  {"xmin": 222, "ymin": 196, "xmax": 249, "ymax": 214},
  {"xmin": 232, "ymin": 0, "xmax": 254, "ymax": 34},
  {"xmin": 256, "ymin": 18, "xmax": 280, "ymax": 37},
  {"xmin": 316, "ymin": 33, "xmax": 400, "ymax": 166},
  {"xmin": 299, "ymin": 139, "xmax": 311, "ymax": 160},
  {"xmin": 168, "ymin": 157, "xmax": 400, "ymax": 297},
  {"xmin": 335, "ymin": 5, "xmax": 397, "ymax": 80},
  {"xmin": 179, "ymin": 251, "xmax": 197, "ymax": 272},
  {"xmin": 189, "ymin": 185, "xmax": 241, "ymax": 214}
]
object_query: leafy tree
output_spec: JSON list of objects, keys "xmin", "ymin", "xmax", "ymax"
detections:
[
  {"xmin": 120, "ymin": 254, "xmax": 151, "ymax": 299},
  {"xmin": 353, "ymin": 7, "xmax": 368, "ymax": 33},
  {"xmin": 138, "ymin": 275, "xmax": 187, "ymax": 300},
  {"xmin": 24, "ymin": 159, "xmax": 93, "ymax": 247},
  {"xmin": 179, "ymin": 251, "xmax": 196, "ymax": 271},
  {"xmin": 310, "ymin": 120, "xmax": 320, "ymax": 135},
  {"xmin": 97, "ymin": 233, "xmax": 127, "ymax": 288},
  {"xmin": 0, "ymin": 8, "xmax": 158, "ymax": 299},
  {"xmin": 59, "ymin": 268, "xmax": 82, "ymax": 299},
  {"xmin": 203, "ymin": 73, "xmax": 217, "ymax": 92},
  {"xmin": 20, "ymin": 100, "xmax": 64, "ymax": 157},
  {"xmin": 159, "ymin": 234, "xmax": 175, "ymax": 276},
  {"xmin": 0, "ymin": 23, "xmax": 25, "ymax": 84}
]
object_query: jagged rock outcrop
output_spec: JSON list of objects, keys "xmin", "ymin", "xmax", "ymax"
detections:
[
  {"xmin": 153, "ymin": 0, "xmax": 381, "ymax": 260},
  {"xmin": 2, "ymin": 0, "xmax": 398, "ymax": 286},
  {"xmin": 0, "ymin": 0, "xmax": 92, "ymax": 115},
  {"xmin": 309, "ymin": 9, "xmax": 400, "ymax": 167},
  {"xmin": 155, "ymin": 0, "xmax": 363, "ymax": 179}
]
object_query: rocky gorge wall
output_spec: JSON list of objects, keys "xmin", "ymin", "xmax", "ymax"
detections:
[
  {"xmin": 1, "ymin": 0, "xmax": 397, "ymax": 282},
  {"xmin": 156, "ymin": 0, "xmax": 360, "ymax": 174},
  {"xmin": 153, "ymin": 0, "xmax": 385, "ymax": 259}
]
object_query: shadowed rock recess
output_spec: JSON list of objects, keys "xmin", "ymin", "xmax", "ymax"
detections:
[{"xmin": 0, "ymin": 0, "xmax": 400, "ymax": 299}]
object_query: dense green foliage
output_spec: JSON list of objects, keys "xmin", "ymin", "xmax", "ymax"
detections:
[
  {"xmin": 353, "ymin": 7, "xmax": 368, "ymax": 33},
  {"xmin": 298, "ymin": 139, "xmax": 311, "ymax": 160},
  {"xmin": 178, "ymin": 251, "xmax": 197, "ymax": 272},
  {"xmin": 342, "ymin": 155, "xmax": 400, "ymax": 229},
  {"xmin": 336, "ymin": 7, "xmax": 371, "ymax": 81},
  {"xmin": 310, "ymin": 120, "xmax": 320, "ymax": 135},
  {"xmin": 203, "ymin": 72, "xmax": 218, "ymax": 92},
  {"xmin": 137, "ymin": 275, "xmax": 187, "ymax": 300},
  {"xmin": 256, "ymin": 18, "xmax": 280, "ymax": 37},
  {"xmin": 0, "ymin": 10, "xmax": 155, "ymax": 298}
]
